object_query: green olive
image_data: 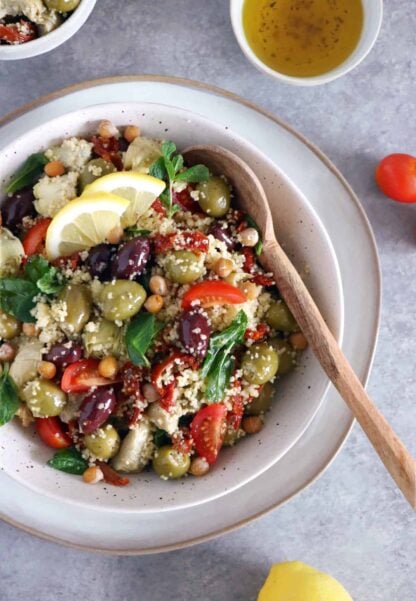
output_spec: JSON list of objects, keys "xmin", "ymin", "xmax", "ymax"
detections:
[
  {"xmin": 84, "ymin": 425, "xmax": 120, "ymax": 460},
  {"xmin": 58, "ymin": 284, "xmax": 92, "ymax": 336},
  {"xmin": 270, "ymin": 338, "xmax": 297, "ymax": 375},
  {"xmin": 79, "ymin": 159, "xmax": 117, "ymax": 192},
  {"xmin": 0, "ymin": 310, "xmax": 21, "ymax": 340},
  {"xmin": 245, "ymin": 382, "xmax": 275, "ymax": 415},
  {"xmin": 99, "ymin": 280, "xmax": 146, "ymax": 321},
  {"xmin": 82, "ymin": 318, "xmax": 124, "ymax": 358},
  {"xmin": 265, "ymin": 300, "xmax": 299, "ymax": 332},
  {"xmin": 22, "ymin": 379, "xmax": 67, "ymax": 418},
  {"xmin": 43, "ymin": 0, "xmax": 80, "ymax": 12},
  {"xmin": 241, "ymin": 342, "xmax": 279, "ymax": 385},
  {"xmin": 196, "ymin": 176, "xmax": 231, "ymax": 217},
  {"xmin": 152, "ymin": 445, "xmax": 191, "ymax": 479},
  {"xmin": 165, "ymin": 250, "xmax": 204, "ymax": 284}
]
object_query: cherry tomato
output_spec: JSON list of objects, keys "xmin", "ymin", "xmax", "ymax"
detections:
[
  {"xmin": 375, "ymin": 154, "xmax": 416, "ymax": 203},
  {"xmin": 191, "ymin": 404, "xmax": 227, "ymax": 464},
  {"xmin": 0, "ymin": 20, "xmax": 37, "ymax": 45},
  {"xmin": 22, "ymin": 218, "xmax": 51, "ymax": 256},
  {"xmin": 182, "ymin": 281, "xmax": 247, "ymax": 310},
  {"xmin": 61, "ymin": 359, "xmax": 114, "ymax": 393},
  {"xmin": 35, "ymin": 417, "xmax": 71, "ymax": 449}
]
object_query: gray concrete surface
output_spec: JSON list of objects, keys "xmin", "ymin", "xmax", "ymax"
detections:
[{"xmin": 0, "ymin": 1, "xmax": 415, "ymax": 599}]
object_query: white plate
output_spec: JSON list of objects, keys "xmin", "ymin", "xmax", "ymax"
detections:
[
  {"xmin": 0, "ymin": 102, "xmax": 343, "ymax": 513},
  {"xmin": 0, "ymin": 77, "xmax": 381, "ymax": 553}
]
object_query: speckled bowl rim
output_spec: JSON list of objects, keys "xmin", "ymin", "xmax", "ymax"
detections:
[{"xmin": 0, "ymin": 75, "xmax": 381, "ymax": 554}]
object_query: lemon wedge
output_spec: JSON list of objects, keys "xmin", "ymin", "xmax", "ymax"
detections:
[
  {"xmin": 83, "ymin": 172, "xmax": 166, "ymax": 226},
  {"xmin": 45, "ymin": 192, "xmax": 130, "ymax": 259},
  {"xmin": 258, "ymin": 561, "xmax": 353, "ymax": 601}
]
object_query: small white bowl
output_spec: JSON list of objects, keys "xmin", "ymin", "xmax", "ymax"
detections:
[
  {"xmin": 230, "ymin": 0, "xmax": 383, "ymax": 86},
  {"xmin": 0, "ymin": 0, "xmax": 96, "ymax": 60}
]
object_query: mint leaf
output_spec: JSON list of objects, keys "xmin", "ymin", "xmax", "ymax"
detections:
[
  {"xmin": 125, "ymin": 313, "xmax": 165, "ymax": 367},
  {"xmin": 161, "ymin": 140, "xmax": 176, "ymax": 161},
  {"xmin": 172, "ymin": 154, "xmax": 184, "ymax": 175},
  {"xmin": 201, "ymin": 310, "xmax": 248, "ymax": 378},
  {"xmin": 149, "ymin": 156, "xmax": 167, "ymax": 181},
  {"xmin": 0, "ymin": 366, "xmax": 19, "ymax": 426},
  {"xmin": 153, "ymin": 428, "xmax": 171, "ymax": 447},
  {"xmin": 204, "ymin": 348, "xmax": 235, "ymax": 403},
  {"xmin": 176, "ymin": 164, "xmax": 210, "ymax": 183},
  {"xmin": 24, "ymin": 255, "xmax": 50, "ymax": 283},
  {"xmin": 5, "ymin": 153, "xmax": 48, "ymax": 195},
  {"xmin": 244, "ymin": 214, "xmax": 263, "ymax": 256},
  {"xmin": 47, "ymin": 447, "xmax": 88, "ymax": 475},
  {"xmin": 0, "ymin": 278, "xmax": 38, "ymax": 322},
  {"xmin": 24, "ymin": 255, "xmax": 65, "ymax": 295}
]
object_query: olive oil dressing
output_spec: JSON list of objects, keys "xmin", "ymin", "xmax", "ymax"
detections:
[{"xmin": 243, "ymin": 0, "xmax": 364, "ymax": 77}]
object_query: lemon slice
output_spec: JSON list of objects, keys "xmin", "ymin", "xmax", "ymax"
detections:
[
  {"xmin": 45, "ymin": 192, "xmax": 130, "ymax": 259},
  {"xmin": 83, "ymin": 172, "xmax": 166, "ymax": 226}
]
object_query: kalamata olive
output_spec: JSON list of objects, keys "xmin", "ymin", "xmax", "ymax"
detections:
[
  {"xmin": 45, "ymin": 342, "xmax": 83, "ymax": 368},
  {"xmin": 178, "ymin": 308, "xmax": 211, "ymax": 360},
  {"xmin": 86, "ymin": 243, "xmax": 116, "ymax": 280},
  {"xmin": 0, "ymin": 188, "xmax": 36, "ymax": 232},
  {"xmin": 111, "ymin": 236, "xmax": 150, "ymax": 279},
  {"xmin": 78, "ymin": 387, "xmax": 116, "ymax": 434},
  {"xmin": 208, "ymin": 222, "xmax": 235, "ymax": 250}
]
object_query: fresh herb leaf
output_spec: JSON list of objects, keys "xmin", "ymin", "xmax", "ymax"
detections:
[
  {"xmin": 0, "ymin": 278, "xmax": 38, "ymax": 322},
  {"xmin": 24, "ymin": 255, "xmax": 65, "ymax": 295},
  {"xmin": 47, "ymin": 447, "xmax": 88, "ymax": 475},
  {"xmin": 149, "ymin": 140, "xmax": 209, "ymax": 218},
  {"xmin": 201, "ymin": 311, "xmax": 248, "ymax": 402},
  {"xmin": 125, "ymin": 313, "xmax": 165, "ymax": 367},
  {"xmin": 244, "ymin": 214, "xmax": 263, "ymax": 256},
  {"xmin": 0, "ymin": 366, "xmax": 19, "ymax": 427},
  {"xmin": 175, "ymin": 164, "xmax": 210, "ymax": 183},
  {"xmin": 124, "ymin": 227, "xmax": 152, "ymax": 238},
  {"xmin": 201, "ymin": 310, "xmax": 248, "ymax": 378},
  {"xmin": 5, "ymin": 153, "xmax": 48, "ymax": 195},
  {"xmin": 153, "ymin": 428, "xmax": 171, "ymax": 447}
]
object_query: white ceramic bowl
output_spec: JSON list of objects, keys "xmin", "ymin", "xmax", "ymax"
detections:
[
  {"xmin": 230, "ymin": 0, "xmax": 383, "ymax": 86},
  {"xmin": 0, "ymin": 0, "xmax": 96, "ymax": 60},
  {"xmin": 0, "ymin": 102, "xmax": 344, "ymax": 512}
]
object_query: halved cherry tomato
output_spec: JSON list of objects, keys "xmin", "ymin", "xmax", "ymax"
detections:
[
  {"xmin": 191, "ymin": 404, "xmax": 227, "ymax": 464},
  {"xmin": 35, "ymin": 417, "xmax": 71, "ymax": 449},
  {"xmin": 375, "ymin": 154, "xmax": 416, "ymax": 203},
  {"xmin": 0, "ymin": 20, "xmax": 37, "ymax": 45},
  {"xmin": 61, "ymin": 359, "xmax": 114, "ymax": 393},
  {"xmin": 97, "ymin": 461, "xmax": 130, "ymax": 486},
  {"xmin": 22, "ymin": 218, "xmax": 51, "ymax": 256},
  {"xmin": 182, "ymin": 281, "xmax": 247, "ymax": 310}
]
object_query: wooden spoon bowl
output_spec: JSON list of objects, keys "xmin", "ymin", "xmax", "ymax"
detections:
[{"xmin": 183, "ymin": 144, "xmax": 416, "ymax": 508}]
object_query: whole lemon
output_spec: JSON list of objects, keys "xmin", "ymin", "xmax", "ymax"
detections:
[{"xmin": 258, "ymin": 561, "xmax": 353, "ymax": 601}]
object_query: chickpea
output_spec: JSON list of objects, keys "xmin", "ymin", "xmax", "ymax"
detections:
[
  {"xmin": 149, "ymin": 275, "xmax": 168, "ymax": 296},
  {"xmin": 37, "ymin": 361, "xmax": 57, "ymax": 380},
  {"xmin": 213, "ymin": 258, "xmax": 234, "ymax": 278},
  {"xmin": 239, "ymin": 227, "xmax": 259, "ymax": 247},
  {"xmin": 242, "ymin": 416, "xmax": 263, "ymax": 434},
  {"xmin": 189, "ymin": 456, "xmax": 210, "ymax": 477},
  {"xmin": 124, "ymin": 125, "xmax": 141, "ymax": 143},
  {"xmin": 98, "ymin": 356, "xmax": 118, "ymax": 379},
  {"xmin": 44, "ymin": 161, "xmax": 65, "ymax": 177},
  {"xmin": 289, "ymin": 332, "xmax": 308, "ymax": 351},
  {"xmin": 97, "ymin": 120, "xmax": 118, "ymax": 139},
  {"xmin": 0, "ymin": 342, "xmax": 16, "ymax": 362},
  {"xmin": 22, "ymin": 323, "xmax": 38, "ymax": 337},
  {"xmin": 107, "ymin": 225, "xmax": 124, "ymax": 245},
  {"xmin": 239, "ymin": 281, "xmax": 260, "ymax": 301},
  {"xmin": 144, "ymin": 294, "xmax": 164, "ymax": 314},
  {"xmin": 143, "ymin": 382, "xmax": 161, "ymax": 403},
  {"xmin": 83, "ymin": 465, "xmax": 104, "ymax": 484}
]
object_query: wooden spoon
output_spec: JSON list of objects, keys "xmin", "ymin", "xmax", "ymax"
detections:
[{"xmin": 183, "ymin": 144, "xmax": 416, "ymax": 509}]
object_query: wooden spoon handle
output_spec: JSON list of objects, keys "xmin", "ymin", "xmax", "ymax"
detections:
[{"xmin": 263, "ymin": 240, "xmax": 416, "ymax": 509}]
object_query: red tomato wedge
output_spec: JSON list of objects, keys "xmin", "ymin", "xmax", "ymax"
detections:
[
  {"xmin": 61, "ymin": 359, "xmax": 115, "ymax": 393},
  {"xmin": 22, "ymin": 218, "xmax": 51, "ymax": 257},
  {"xmin": 375, "ymin": 154, "xmax": 416, "ymax": 203},
  {"xmin": 182, "ymin": 281, "xmax": 247, "ymax": 310},
  {"xmin": 36, "ymin": 417, "xmax": 71, "ymax": 449},
  {"xmin": 191, "ymin": 404, "xmax": 227, "ymax": 464}
]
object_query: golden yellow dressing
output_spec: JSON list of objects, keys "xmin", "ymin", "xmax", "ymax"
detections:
[{"xmin": 243, "ymin": 0, "xmax": 364, "ymax": 77}]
